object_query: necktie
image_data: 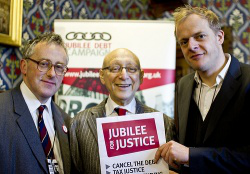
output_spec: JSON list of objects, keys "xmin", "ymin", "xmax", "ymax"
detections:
[
  {"xmin": 38, "ymin": 105, "xmax": 54, "ymax": 158},
  {"xmin": 114, "ymin": 107, "xmax": 127, "ymax": 116}
]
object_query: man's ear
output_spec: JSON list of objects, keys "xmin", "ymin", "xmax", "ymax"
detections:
[
  {"xmin": 217, "ymin": 30, "xmax": 224, "ymax": 45},
  {"xmin": 20, "ymin": 59, "xmax": 27, "ymax": 75},
  {"xmin": 139, "ymin": 70, "xmax": 144, "ymax": 85},
  {"xmin": 99, "ymin": 69, "xmax": 105, "ymax": 85}
]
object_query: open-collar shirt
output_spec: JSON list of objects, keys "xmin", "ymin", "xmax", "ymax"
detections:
[{"xmin": 193, "ymin": 54, "xmax": 231, "ymax": 121}]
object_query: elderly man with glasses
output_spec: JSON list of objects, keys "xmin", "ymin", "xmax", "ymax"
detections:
[
  {"xmin": 0, "ymin": 32, "xmax": 72, "ymax": 174},
  {"xmin": 70, "ymin": 48, "xmax": 175, "ymax": 174}
]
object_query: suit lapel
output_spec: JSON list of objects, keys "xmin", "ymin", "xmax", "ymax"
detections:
[
  {"xmin": 135, "ymin": 98, "xmax": 144, "ymax": 114},
  {"xmin": 179, "ymin": 75, "xmax": 195, "ymax": 144},
  {"xmin": 12, "ymin": 87, "xmax": 48, "ymax": 173},
  {"xmin": 203, "ymin": 57, "xmax": 241, "ymax": 142},
  {"xmin": 88, "ymin": 100, "xmax": 106, "ymax": 142},
  {"xmin": 51, "ymin": 102, "xmax": 71, "ymax": 174}
]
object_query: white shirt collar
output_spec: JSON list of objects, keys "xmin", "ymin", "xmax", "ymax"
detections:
[
  {"xmin": 20, "ymin": 82, "xmax": 64, "ymax": 173},
  {"xmin": 105, "ymin": 95, "xmax": 136, "ymax": 116},
  {"xmin": 194, "ymin": 53, "xmax": 231, "ymax": 86},
  {"xmin": 20, "ymin": 81, "xmax": 52, "ymax": 114}
]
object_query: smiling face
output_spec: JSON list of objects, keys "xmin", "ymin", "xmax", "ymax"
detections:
[
  {"xmin": 176, "ymin": 14, "xmax": 224, "ymax": 75},
  {"xmin": 21, "ymin": 42, "xmax": 68, "ymax": 103},
  {"xmin": 100, "ymin": 48, "xmax": 144, "ymax": 106}
]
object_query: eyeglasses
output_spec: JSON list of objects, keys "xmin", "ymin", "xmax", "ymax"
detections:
[
  {"xmin": 102, "ymin": 65, "xmax": 139, "ymax": 74},
  {"xmin": 25, "ymin": 58, "xmax": 68, "ymax": 76}
]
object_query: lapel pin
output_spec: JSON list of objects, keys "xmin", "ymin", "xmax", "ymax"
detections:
[{"xmin": 62, "ymin": 125, "xmax": 68, "ymax": 134}]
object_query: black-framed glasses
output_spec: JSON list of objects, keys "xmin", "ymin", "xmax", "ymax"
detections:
[
  {"xmin": 25, "ymin": 58, "xmax": 68, "ymax": 76},
  {"xmin": 102, "ymin": 65, "xmax": 139, "ymax": 74}
]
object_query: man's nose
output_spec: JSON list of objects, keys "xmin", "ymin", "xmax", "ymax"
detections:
[
  {"xmin": 119, "ymin": 67, "xmax": 129, "ymax": 79},
  {"xmin": 188, "ymin": 38, "xmax": 199, "ymax": 51},
  {"xmin": 46, "ymin": 65, "xmax": 56, "ymax": 77}
]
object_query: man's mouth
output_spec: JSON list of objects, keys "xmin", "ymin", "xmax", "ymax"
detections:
[
  {"xmin": 191, "ymin": 53, "xmax": 204, "ymax": 59},
  {"xmin": 116, "ymin": 84, "xmax": 131, "ymax": 88},
  {"xmin": 42, "ymin": 80, "xmax": 56, "ymax": 85}
]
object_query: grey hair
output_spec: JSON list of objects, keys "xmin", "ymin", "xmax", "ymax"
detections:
[{"xmin": 22, "ymin": 32, "xmax": 69, "ymax": 64}]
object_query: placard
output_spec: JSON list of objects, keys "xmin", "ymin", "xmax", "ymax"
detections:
[{"xmin": 96, "ymin": 112, "xmax": 169, "ymax": 174}]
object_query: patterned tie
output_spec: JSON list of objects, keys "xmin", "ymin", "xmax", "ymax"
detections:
[
  {"xmin": 114, "ymin": 107, "xmax": 127, "ymax": 116},
  {"xmin": 38, "ymin": 105, "xmax": 53, "ymax": 158}
]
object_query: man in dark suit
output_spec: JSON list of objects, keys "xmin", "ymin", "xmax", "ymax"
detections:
[
  {"xmin": 70, "ymin": 48, "xmax": 175, "ymax": 174},
  {"xmin": 0, "ymin": 33, "xmax": 72, "ymax": 173},
  {"xmin": 154, "ymin": 5, "xmax": 250, "ymax": 174}
]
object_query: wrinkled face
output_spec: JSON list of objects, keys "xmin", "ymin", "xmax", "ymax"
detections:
[
  {"xmin": 100, "ymin": 52, "xmax": 144, "ymax": 106},
  {"xmin": 176, "ymin": 14, "xmax": 224, "ymax": 74},
  {"xmin": 21, "ymin": 42, "xmax": 68, "ymax": 103}
]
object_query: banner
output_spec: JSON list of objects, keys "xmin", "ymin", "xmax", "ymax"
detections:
[
  {"xmin": 96, "ymin": 112, "xmax": 169, "ymax": 174},
  {"xmin": 54, "ymin": 20, "xmax": 176, "ymax": 118}
]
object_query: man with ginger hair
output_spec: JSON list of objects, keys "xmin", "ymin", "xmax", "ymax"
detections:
[{"xmin": 155, "ymin": 5, "xmax": 250, "ymax": 174}]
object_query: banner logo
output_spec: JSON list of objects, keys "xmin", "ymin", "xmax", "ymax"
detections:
[
  {"xmin": 102, "ymin": 118, "xmax": 159, "ymax": 157},
  {"xmin": 66, "ymin": 32, "xmax": 112, "ymax": 41}
]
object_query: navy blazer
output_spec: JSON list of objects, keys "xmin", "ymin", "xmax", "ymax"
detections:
[
  {"xmin": 0, "ymin": 85, "xmax": 71, "ymax": 174},
  {"xmin": 176, "ymin": 56, "xmax": 250, "ymax": 173}
]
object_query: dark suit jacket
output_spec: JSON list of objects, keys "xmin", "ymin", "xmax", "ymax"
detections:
[
  {"xmin": 0, "ymin": 85, "xmax": 71, "ymax": 174},
  {"xmin": 70, "ymin": 98, "xmax": 175, "ymax": 174},
  {"xmin": 176, "ymin": 56, "xmax": 250, "ymax": 173}
]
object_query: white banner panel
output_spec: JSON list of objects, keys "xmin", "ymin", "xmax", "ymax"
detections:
[{"xmin": 54, "ymin": 20, "xmax": 176, "ymax": 118}]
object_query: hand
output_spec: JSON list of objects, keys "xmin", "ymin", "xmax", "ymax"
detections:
[{"xmin": 154, "ymin": 140, "xmax": 189, "ymax": 169}]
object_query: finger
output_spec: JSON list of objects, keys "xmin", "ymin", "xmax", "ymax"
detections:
[
  {"xmin": 154, "ymin": 150, "xmax": 161, "ymax": 163},
  {"xmin": 160, "ymin": 142, "xmax": 171, "ymax": 157},
  {"xmin": 164, "ymin": 145, "xmax": 170, "ymax": 164},
  {"xmin": 169, "ymin": 157, "xmax": 179, "ymax": 169},
  {"xmin": 154, "ymin": 144, "xmax": 167, "ymax": 163},
  {"xmin": 163, "ymin": 153, "xmax": 179, "ymax": 170},
  {"xmin": 164, "ymin": 142, "xmax": 178, "ymax": 168}
]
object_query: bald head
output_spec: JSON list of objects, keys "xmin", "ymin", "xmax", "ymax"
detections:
[
  {"xmin": 99, "ymin": 48, "xmax": 144, "ymax": 106},
  {"xmin": 102, "ymin": 48, "xmax": 141, "ymax": 69}
]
